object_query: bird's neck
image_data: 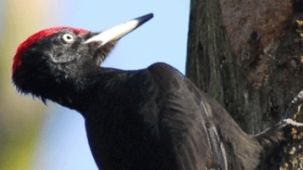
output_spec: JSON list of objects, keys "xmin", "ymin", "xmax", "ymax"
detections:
[{"xmin": 45, "ymin": 67, "xmax": 131, "ymax": 116}]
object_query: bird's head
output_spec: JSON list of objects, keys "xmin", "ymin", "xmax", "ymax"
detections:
[{"xmin": 12, "ymin": 13, "xmax": 153, "ymax": 98}]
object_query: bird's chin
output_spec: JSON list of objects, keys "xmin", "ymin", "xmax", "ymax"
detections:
[
  {"xmin": 93, "ymin": 41, "xmax": 117, "ymax": 66},
  {"xmin": 95, "ymin": 56, "xmax": 103, "ymax": 66}
]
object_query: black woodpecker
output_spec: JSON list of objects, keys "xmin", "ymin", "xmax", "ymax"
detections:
[{"xmin": 12, "ymin": 13, "xmax": 303, "ymax": 170}]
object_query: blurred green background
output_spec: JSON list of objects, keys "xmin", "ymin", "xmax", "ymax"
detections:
[
  {"xmin": 0, "ymin": 0, "xmax": 48, "ymax": 169},
  {"xmin": 0, "ymin": 0, "xmax": 189, "ymax": 169}
]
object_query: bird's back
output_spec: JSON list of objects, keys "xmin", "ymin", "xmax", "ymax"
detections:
[
  {"xmin": 147, "ymin": 63, "xmax": 262, "ymax": 170},
  {"xmin": 84, "ymin": 63, "xmax": 262, "ymax": 170}
]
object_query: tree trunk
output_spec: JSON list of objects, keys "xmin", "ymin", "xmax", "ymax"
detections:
[
  {"xmin": 186, "ymin": 0, "xmax": 303, "ymax": 169},
  {"xmin": 186, "ymin": 0, "xmax": 303, "ymax": 134}
]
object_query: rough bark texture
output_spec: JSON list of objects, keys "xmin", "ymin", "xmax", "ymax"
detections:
[
  {"xmin": 186, "ymin": 0, "xmax": 303, "ymax": 169},
  {"xmin": 186, "ymin": 0, "xmax": 303, "ymax": 133}
]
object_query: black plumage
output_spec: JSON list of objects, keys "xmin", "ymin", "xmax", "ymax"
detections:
[
  {"xmin": 12, "ymin": 14, "xmax": 299, "ymax": 170},
  {"xmin": 81, "ymin": 63, "xmax": 262, "ymax": 170}
]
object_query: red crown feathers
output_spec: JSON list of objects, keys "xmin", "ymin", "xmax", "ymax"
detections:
[{"xmin": 12, "ymin": 26, "xmax": 88, "ymax": 73}]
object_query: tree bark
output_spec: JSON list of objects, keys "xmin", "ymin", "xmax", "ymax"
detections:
[
  {"xmin": 186, "ymin": 0, "xmax": 303, "ymax": 134},
  {"xmin": 186, "ymin": 0, "xmax": 303, "ymax": 169}
]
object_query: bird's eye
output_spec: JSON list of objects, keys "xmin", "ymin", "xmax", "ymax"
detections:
[{"xmin": 62, "ymin": 33, "xmax": 75, "ymax": 43}]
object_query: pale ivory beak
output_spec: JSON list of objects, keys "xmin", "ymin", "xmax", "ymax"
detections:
[{"xmin": 84, "ymin": 13, "xmax": 153, "ymax": 46}]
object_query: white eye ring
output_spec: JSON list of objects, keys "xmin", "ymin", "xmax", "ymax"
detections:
[{"xmin": 62, "ymin": 33, "xmax": 75, "ymax": 43}]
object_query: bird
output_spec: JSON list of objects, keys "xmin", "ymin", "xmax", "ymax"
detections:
[{"xmin": 12, "ymin": 13, "xmax": 303, "ymax": 170}]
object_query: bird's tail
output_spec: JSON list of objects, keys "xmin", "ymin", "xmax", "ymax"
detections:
[{"xmin": 253, "ymin": 90, "xmax": 303, "ymax": 169}]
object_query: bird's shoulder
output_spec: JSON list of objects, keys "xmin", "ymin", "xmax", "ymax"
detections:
[
  {"xmin": 147, "ymin": 62, "xmax": 184, "ymax": 81},
  {"xmin": 145, "ymin": 62, "xmax": 187, "ymax": 91},
  {"xmin": 147, "ymin": 62, "xmax": 182, "ymax": 74}
]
